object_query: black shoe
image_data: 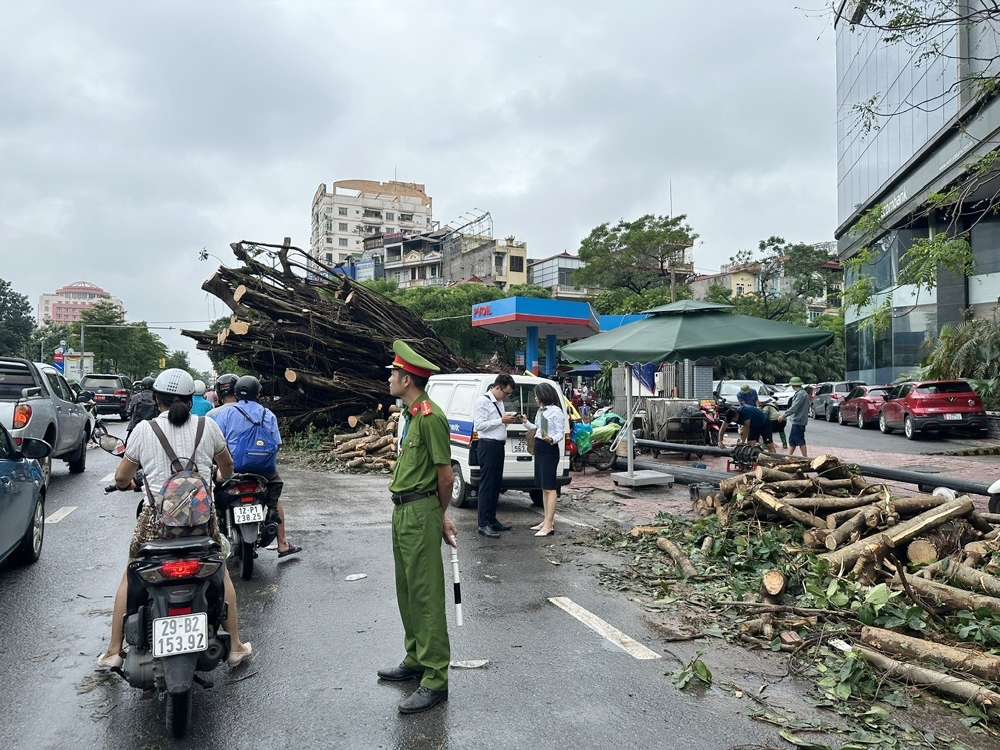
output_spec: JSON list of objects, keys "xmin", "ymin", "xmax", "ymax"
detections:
[
  {"xmin": 478, "ymin": 525, "xmax": 501, "ymax": 538},
  {"xmin": 490, "ymin": 520, "xmax": 512, "ymax": 531},
  {"xmin": 398, "ymin": 685, "xmax": 448, "ymax": 714},
  {"xmin": 377, "ymin": 662, "xmax": 423, "ymax": 682}
]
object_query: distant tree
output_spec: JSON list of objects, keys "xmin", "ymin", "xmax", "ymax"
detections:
[
  {"xmin": 574, "ymin": 214, "xmax": 698, "ymax": 296},
  {"xmin": 592, "ymin": 284, "xmax": 692, "ymax": 315},
  {"xmin": 164, "ymin": 351, "xmax": 192, "ymax": 371},
  {"xmin": 0, "ymin": 278, "xmax": 34, "ymax": 357},
  {"xmin": 704, "ymin": 284, "xmax": 733, "ymax": 305},
  {"xmin": 27, "ymin": 322, "xmax": 77, "ymax": 364}
]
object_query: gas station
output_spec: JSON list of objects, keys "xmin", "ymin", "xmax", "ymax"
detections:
[{"xmin": 470, "ymin": 296, "xmax": 636, "ymax": 374}]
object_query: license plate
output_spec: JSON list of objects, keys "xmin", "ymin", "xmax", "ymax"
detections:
[
  {"xmin": 95, "ymin": 394, "xmax": 105, "ymax": 401},
  {"xmin": 511, "ymin": 438, "xmax": 528, "ymax": 454},
  {"xmin": 944, "ymin": 413, "xmax": 963, "ymax": 421},
  {"xmin": 152, "ymin": 613, "xmax": 208, "ymax": 658},
  {"xmin": 233, "ymin": 504, "xmax": 264, "ymax": 524}
]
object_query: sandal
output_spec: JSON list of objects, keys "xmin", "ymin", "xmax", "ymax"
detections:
[
  {"xmin": 227, "ymin": 642, "xmax": 253, "ymax": 667},
  {"xmin": 278, "ymin": 544, "xmax": 302, "ymax": 558}
]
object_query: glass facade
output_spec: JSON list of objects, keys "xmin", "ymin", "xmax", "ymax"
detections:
[{"xmin": 836, "ymin": 21, "xmax": 958, "ymax": 225}]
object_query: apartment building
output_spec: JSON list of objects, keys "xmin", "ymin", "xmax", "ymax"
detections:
[
  {"xmin": 310, "ymin": 180, "xmax": 433, "ymax": 266},
  {"xmin": 37, "ymin": 281, "xmax": 124, "ymax": 326},
  {"xmin": 528, "ymin": 253, "xmax": 602, "ymax": 300}
]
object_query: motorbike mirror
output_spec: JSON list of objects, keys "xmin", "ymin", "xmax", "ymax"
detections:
[
  {"xmin": 99, "ymin": 435, "xmax": 126, "ymax": 456},
  {"xmin": 77, "ymin": 390, "xmax": 95, "ymax": 402}
]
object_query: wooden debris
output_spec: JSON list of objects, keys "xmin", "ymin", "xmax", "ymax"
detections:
[{"xmin": 655, "ymin": 537, "xmax": 698, "ymax": 577}]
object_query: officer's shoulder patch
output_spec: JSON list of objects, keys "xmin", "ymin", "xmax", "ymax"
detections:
[{"xmin": 420, "ymin": 401, "xmax": 433, "ymax": 416}]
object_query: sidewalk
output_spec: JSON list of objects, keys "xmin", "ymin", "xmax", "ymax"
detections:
[{"xmin": 562, "ymin": 440, "xmax": 1000, "ymax": 527}]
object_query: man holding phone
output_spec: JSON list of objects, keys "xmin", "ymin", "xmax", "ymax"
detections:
[{"xmin": 473, "ymin": 373, "xmax": 517, "ymax": 538}]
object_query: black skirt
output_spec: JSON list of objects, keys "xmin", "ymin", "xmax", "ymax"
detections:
[{"xmin": 533, "ymin": 440, "xmax": 560, "ymax": 490}]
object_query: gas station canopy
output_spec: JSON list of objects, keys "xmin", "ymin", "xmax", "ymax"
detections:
[{"xmin": 471, "ymin": 297, "xmax": 600, "ymax": 338}]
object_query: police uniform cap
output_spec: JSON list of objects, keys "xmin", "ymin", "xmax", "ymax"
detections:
[{"xmin": 386, "ymin": 339, "xmax": 440, "ymax": 378}]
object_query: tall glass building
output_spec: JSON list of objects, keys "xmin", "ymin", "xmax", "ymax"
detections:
[{"xmin": 836, "ymin": 1, "xmax": 1000, "ymax": 382}]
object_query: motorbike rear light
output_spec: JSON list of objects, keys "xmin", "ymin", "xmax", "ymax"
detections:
[
  {"xmin": 13, "ymin": 404, "xmax": 31, "ymax": 429},
  {"xmin": 168, "ymin": 605, "xmax": 193, "ymax": 616},
  {"xmin": 235, "ymin": 482, "xmax": 261, "ymax": 494},
  {"xmin": 241, "ymin": 496, "xmax": 256, "ymax": 503},
  {"xmin": 160, "ymin": 560, "xmax": 202, "ymax": 579}
]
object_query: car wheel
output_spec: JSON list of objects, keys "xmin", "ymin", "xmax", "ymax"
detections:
[
  {"xmin": 450, "ymin": 464, "xmax": 472, "ymax": 509},
  {"xmin": 837, "ymin": 408, "xmax": 846, "ymax": 426},
  {"xmin": 857, "ymin": 409, "xmax": 866, "ymax": 430},
  {"xmin": 15, "ymin": 493, "xmax": 44, "ymax": 564},
  {"xmin": 826, "ymin": 406, "xmax": 837, "ymax": 423},
  {"xmin": 67, "ymin": 434, "xmax": 87, "ymax": 474},
  {"xmin": 904, "ymin": 415, "xmax": 918, "ymax": 440},
  {"xmin": 879, "ymin": 412, "xmax": 892, "ymax": 434},
  {"xmin": 808, "ymin": 404, "xmax": 816, "ymax": 419}
]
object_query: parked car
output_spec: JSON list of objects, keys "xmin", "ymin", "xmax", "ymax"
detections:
[
  {"xmin": 714, "ymin": 380, "xmax": 771, "ymax": 410},
  {"xmin": 0, "ymin": 422, "xmax": 51, "ymax": 567},
  {"xmin": 878, "ymin": 380, "xmax": 988, "ymax": 440},
  {"xmin": 0, "ymin": 358, "xmax": 92, "ymax": 487},
  {"xmin": 772, "ymin": 386, "xmax": 796, "ymax": 409},
  {"xmin": 79, "ymin": 373, "xmax": 133, "ymax": 420},
  {"xmin": 810, "ymin": 380, "xmax": 866, "ymax": 421},
  {"xmin": 837, "ymin": 385, "xmax": 892, "ymax": 429}
]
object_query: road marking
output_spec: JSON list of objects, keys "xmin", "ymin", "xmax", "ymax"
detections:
[
  {"xmin": 45, "ymin": 506, "xmax": 77, "ymax": 524},
  {"xmin": 548, "ymin": 596, "xmax": 661, "ymax": 660},
  {"xmin": 100, "ymin": 472, "xmax": 116, "ymax": 482}
]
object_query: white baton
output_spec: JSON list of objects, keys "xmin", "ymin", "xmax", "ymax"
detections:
[{"xmin": 449, "ymin": 538, "xmax": 463, "ymax": 627}]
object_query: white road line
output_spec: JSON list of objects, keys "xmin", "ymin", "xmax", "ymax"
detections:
[
  {"xmin": 45, "ymin": 506, "xmax": 77, "ymax": 524},
  {"xmin": 553, "ymin": 513, "xmax": 597, "ymax": 529},
  {"xmin": 100, "ymin": 472, "xmax": 116, "ymax": 482},
  {"xmin": 548, "ymin": 596, "xmax": 661, "ymax": 660}
]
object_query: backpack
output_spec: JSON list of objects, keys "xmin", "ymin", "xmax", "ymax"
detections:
[
  {"xmin": 230, "ymin": 405, "xmax": 279, "ymax": 475},
  {"xmin": 132, "ymin": 391, "xmax": 159, "ymax": 423},
  {"xmin": 144, "ymin": 418, "xmax": 214, "ymax": 539}
]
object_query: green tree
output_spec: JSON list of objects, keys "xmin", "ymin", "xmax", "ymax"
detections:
[
  {"xmin": 164, "ymin": 351, "xmax": 191, "ymax": 371},
  {"xmin": 593, "ymin": 284, "xmax": 692, "ymax": 315},
  {"xmin": 574, "ymin": 214, "xmax": 698, "ymax": 295},
  {"xmin": 0, "ymin": 278, "xmax": 34, "ymax": 357},
  {"xmin": 27, "ymin": 322, "xmax": 77, "ymax": 364}
]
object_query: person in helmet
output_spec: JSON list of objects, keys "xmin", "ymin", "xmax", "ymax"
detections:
[
  {"xmin": 191, "ymin": 379, "xmax": 212, "ymax": 417},
  {"xmin": 206, "ymin": 374, "xmax": 239, "ymax": 418},
  {"xmin": 209, "ymin": 374, "xmax": 301, "ymax": 558},
  {"xmin": 126, "ymin": 376, "xmax": 159, "ymax": 439},
  {"xmin": 98, "ymin": 368, "xmax": 252, "ymax": 670}
]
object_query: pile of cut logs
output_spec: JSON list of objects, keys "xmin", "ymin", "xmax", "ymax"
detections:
[
  {"xmin": 182, "ymin": 240, "xmax": 483, "ymax": 432},
  {"xmin": 659, "ymin": 452, "xmax": 1000, "ymax": 718},
  {"xmin": 323, "ymin": 406, "xmax": 401, "ymax": 471}
]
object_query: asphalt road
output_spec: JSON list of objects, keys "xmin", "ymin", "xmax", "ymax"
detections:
[{"xmin": 0, "ymin": 420, "xmax": 786, "ymax": 750}]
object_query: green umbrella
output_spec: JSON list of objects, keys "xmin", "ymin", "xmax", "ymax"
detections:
[{"xmin": 561, "ymin": 300, "xmax": 834, "ymax": 364}]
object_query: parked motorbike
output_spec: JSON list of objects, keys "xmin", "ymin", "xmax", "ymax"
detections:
[
  {"xmin": 214, "ymin": 474, "xmax": 279, "ymax": 580},
  {"xmin": 85, "ymin": 400, "xmax": 110, "ymax": 443},
  {"xmin": 699, "ymin": 400, "xmax": 723, "ymax": 446},
  {"xmin": 989, "ymin": 478, "xmax": 1000, "ymax": 513},
  {"xmin": 569, "ymin": 421, "xmax": 619, "ymax": 472},
  {"xmin": 99, "ymin": 436, "xmax": 231, "ymax": 739}
]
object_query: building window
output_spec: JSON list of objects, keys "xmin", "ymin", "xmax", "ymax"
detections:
[
  {"xmin": 400, "ymin": 213, "xmax": 413, "ymax": 222},
  {"xmin": 385, "ymin": 212, "xmax": 394, "ymax": 221},
  {"xmin": 325, "ymin": 221, "xmax": 332, "ymax": 231},
  {"xmin": 326, "ymin": 238, "xmax": 332, "ymax": 243},
  {"xmin": 735, "ymin": 284, "xmax": 746, "ymax": 297},
  {"xmin": 510, "ymin": 256, "xmax": 524, "ymax": 273},
  {"xmin": 338, "ymin": 207, "xmax": 348, "ymax": 216},
  {"xmin": 325, "ymin": 253, "xmax": 333, "ymax": 263},
  {"xmin": 339, "ymin": 238, "xmax": 348, "ymax": 246},
  {"xmin": 339, "ymin": 223, "xmax": 348, "ymax": 231}
]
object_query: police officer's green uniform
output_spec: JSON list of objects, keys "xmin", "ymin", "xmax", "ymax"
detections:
[{"xmin": 386, "ymin": 341, "xmax": 451, "ymax": 693}]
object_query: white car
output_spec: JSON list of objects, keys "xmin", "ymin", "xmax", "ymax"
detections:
[{"xmin": 772, "ymin": 387, "xmax": 796, "ymax": 410}]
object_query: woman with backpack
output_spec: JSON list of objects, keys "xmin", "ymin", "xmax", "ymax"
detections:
[{"xmin": 97, "ymin": 368, "xmax": 253, "ymax": 670}]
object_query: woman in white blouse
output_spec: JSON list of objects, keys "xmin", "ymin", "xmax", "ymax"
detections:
[{"xmin": 521, "ymin": 381, "xmax": 566, "ymax": 536}]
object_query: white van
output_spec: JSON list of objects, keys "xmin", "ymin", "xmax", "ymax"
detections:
[{"xmin": 424, "ymin": 373, "xmax": 572, "ymax": 509}]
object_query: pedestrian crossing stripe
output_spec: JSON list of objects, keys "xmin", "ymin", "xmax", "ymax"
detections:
[{"xmin": 548, "ymin": 596, "xmax": 661, "ymax": 660}]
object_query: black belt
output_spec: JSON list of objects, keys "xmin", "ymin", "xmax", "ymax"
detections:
[
  {"xmin": 478, "ymin": 437, "xmax": 505, "ymax": 443},
  {"xmin": 391, "ymin": 491, "xmax": 434, "ymax": 505}
]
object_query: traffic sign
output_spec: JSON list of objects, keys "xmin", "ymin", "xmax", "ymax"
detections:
[{"xmin": 53, "ymin": 348, "xmax": 64, "ymax": 374}]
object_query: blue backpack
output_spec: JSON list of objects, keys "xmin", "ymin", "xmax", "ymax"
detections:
[{"xmin": 230, "ymin": 405, "xmax": 279, "ymax": 475}]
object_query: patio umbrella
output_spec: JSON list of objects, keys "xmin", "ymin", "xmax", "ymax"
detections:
[
  {"xmin": 559, "ymin": 300, "xmax": 834, "ymax": 487},
  {"xmin": 561, "ymin": 300, "xmax": 834, "ymax": 364}
]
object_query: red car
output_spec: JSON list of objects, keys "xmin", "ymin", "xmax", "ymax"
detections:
[
  {"xmin": 837, "ymin": 385, "xmax": 892, "ymax": 429},
  {"xmin": 878, "ymin": 380, "xmax": 988, "ymax": 440}
]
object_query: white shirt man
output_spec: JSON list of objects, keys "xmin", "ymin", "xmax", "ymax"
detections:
[{"xmin": 472, "ymin": 375, "xmax": 517, "ymax": 536}]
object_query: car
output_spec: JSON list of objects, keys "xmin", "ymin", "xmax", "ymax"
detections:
[
  {"xmin": 714, "ymin": 380, "xmax": 771, "ymax": 410},
  {"xmin": 837, "ymin": 385, "xmax": 892, "ymax": 429},
  {"xmin": 79, "ymin": 373, "xmax": 133, "ymax": 420},
  {"xmin": 810, "ymin": 380, "xmax": 866, "ymax": 421},
  {"xmin": 878, "ymin": 379, "xmax": 988, "ymax": 440},
  {"xmin": 772, "ymin": 386, "xmax": 796, "ymax": 409},
  {"xmin": 0, "ymin": 422, "xmax": 52, "ymax": 567}
]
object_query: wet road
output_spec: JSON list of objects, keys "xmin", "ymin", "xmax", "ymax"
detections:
[{"xmin": 0, "ymin": 421, "xmax": 782, "ymax": 750}]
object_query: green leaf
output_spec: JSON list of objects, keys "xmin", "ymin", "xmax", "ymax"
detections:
[
  {"xmin": 835, "ymin": 681, "xmax": 853, "ymax": 700},
  {"xmin": 864, "ymin": 583, "xmax": 891, "ymax": 609},
  {"xmin": 694, "ymin": 660, "xmax": 712, "ymax": 685}
]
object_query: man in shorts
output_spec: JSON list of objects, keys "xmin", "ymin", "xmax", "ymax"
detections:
[{"xmin": 720, "ymin": 403, "xmax": 776, "ymax": 452}]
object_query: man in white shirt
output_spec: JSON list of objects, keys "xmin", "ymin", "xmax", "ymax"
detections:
[{"xmin": 473, "ymin": 374, "xmax": 517, "ymax": 538}]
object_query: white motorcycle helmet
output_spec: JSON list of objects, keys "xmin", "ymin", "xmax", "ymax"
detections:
[
  {"xmin": 193, "ymin": 379, "xmax": 207, "ymax": 395},
  {"xmin": 153, "ymin": 368, "xmax": 196, "ymax": 397}
]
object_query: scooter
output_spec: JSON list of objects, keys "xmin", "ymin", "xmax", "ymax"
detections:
[
  {"xmin": 569, "ymin": 421, "xmax": 619, "ymax": 472},
  {"xmin": 84, "ymin": 400, "xmax": 109, "ymax": 443},
  {"xmin": 214, "ymin": 473, "xmax": 280, "ymax": 580},
  {"xmin": 99, "ymin": 436, "xmax": 231, "ymax": 739}
]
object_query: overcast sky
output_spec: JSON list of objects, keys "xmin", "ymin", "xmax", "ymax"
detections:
[{"xmin": 1, "ymin": 1, "xmax": 837, "ymax": 371}]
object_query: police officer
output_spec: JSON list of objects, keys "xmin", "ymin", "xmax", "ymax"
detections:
[{"xmin": 377, "ymin": 340, "xmax": 457, "ymax": 714}]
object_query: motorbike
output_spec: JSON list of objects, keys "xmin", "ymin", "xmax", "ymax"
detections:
[
  {"xmin": 82, "ymin": 399, "xmax": 110, "ymax": 443},
  {"xmin": 214, "ymin": 473, "xmax": 280, "ymax": 580},
  {"xmin": 989, "ymin": 479, "xmax": 1000, "ymax": 513},
  {"xmin": 699, "ymin": 400, "xmax": 724, "ymax": 446},
  {"xmin": 569, "ymin": 420, "xmax": 619, "ymax": 472},
  {"xmin": 99, "ymin": 436, "xmax": 231, "ymax": 739}
]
